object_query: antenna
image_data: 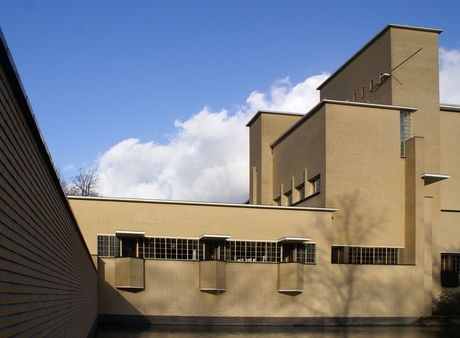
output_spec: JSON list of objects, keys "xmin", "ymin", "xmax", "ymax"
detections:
[
  {"xmin": 389, "ymin": 47, "xmax": 423, "ymax": 74},
  {"xmin": 376, "ymin": 47, "xmax": 424, "ymax": 85}
]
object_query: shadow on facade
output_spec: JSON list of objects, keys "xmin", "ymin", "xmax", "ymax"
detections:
[
  {"xmin": 97, "ymin": 258, "xmax": 151, "ymax": 325},
  {"xmin": 296, "ymin": 191, "xmax": 415, "ymax": 323},
  {"xmin": 95, "ymin": 191, "xmax": 419, "ymax": 324}
]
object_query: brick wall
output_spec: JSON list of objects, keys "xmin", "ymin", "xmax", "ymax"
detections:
[{"xmin": 0, "ymin": 30, "xmax": 98, "ymax": 337}]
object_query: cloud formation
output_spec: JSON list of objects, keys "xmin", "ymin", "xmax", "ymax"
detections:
[
  {"xmin": 97, "ymin": 74, "xmax": 329, "ymax": 202},
  {"xmin": 97, "ymin": 47, "xmax": 460, "ymax": 203},
  {"xmin": 440, "ymin": 47, "xmax": 460, "ymax": 104}
]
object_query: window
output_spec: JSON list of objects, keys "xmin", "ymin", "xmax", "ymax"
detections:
[
  {"xmin": 360, "ymin": 86, "xmax": 364, "ymax": 98},
  {"xmin": 98, "ymin": 235, "xmax": 316, "ymax": 264},
  {"xmin": 224, "ymin": 240, "xmax": 315, "ymax": 264},
  {"xmin": 441, "ymin": 253, "xmax": 460, "ymax": 287},
  {"xmin": 297, "ymin": 243, "xmax": 316, "ymax": 263},
  {"xmin": 332, "ymin": 246, "xmax": 399, "ymax": 264},
  {"xmin": 369, "ymin": 80, "xmax": 374, "ymax": 92},
  {"xmin": 282, "ymin": 243, "xmax": 296, "ymax": 262},
  {"xmin": 225, "ymin": 241, "xmax": 280, "ymax": 262},
  {"xmin": 203, "ymin": 240, "xmax": 221, "ymax": 260},
  {"xmin": 97, "ymin": 235, "xmax": 198, "ymax": 260},
  {"xmin": 155, "ymin": 238, "xmax": 166, "ymax": 259},
  {"xmin": 142, "ymin": 237, "xmax": 199, "ymax": 260},
  {"xmin": 441, "ymin": 253, "xmax": 460, "ymax": 272},
  {"xmin": 308, "ymin": 175, "xmax": 321, "ymax": 195},
  {"xmin": 98, "ymin": 235, "xmax": 120, "ymax": 257},
  {"xmin": 122, "ymin": 237, "xmax": 138, "ymax": 257},
  {"xmin": 352, "ymin": 93, "xmax": 356, "ymax": 102},
  {"xmin": 306, "ymin": 243, "xmax": 316, "ymax": 263},
  {"xmin": 266, "ymin": 242, "xmax": 280, "ymax": 262},
  {"xmin": 313, "ymin": 177, "xmax": 320, "ymax": 193},
  {"xmin": 451, "ymin": 256, "xmax": 460, "ymax": 272},
  {"xmin": 400, "ymin": 111, "xmax": 412, "ymax": 157},
  {"xmin": 279, "ymin": 241, "xmax": 315, "ymax": 264},
  {"xmin": 143, "ymin": 237, "xmax": 155, "ymax": 258},
  {"xmin": 361, "ymin": 247, "xmax": 374, "ymax": 264},
  {"xmin": 198, "ymin": 234, "xmax": 230, "ymax": 261}
]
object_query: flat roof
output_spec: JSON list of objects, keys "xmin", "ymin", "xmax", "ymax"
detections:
[
  {"xmin": 246, "ymin": 110, "xmax": 304, "ymax": 127},
  {"xmin": 440, "ymin": 104, "xmax": 460, "ymax": 112},
  {"xmin": 270, "ymin": 99, "xmax": 418, "ymax": 148},
  {"xmin": 317, "ymin": 24, "xmax": 443, "ymax": 90},
  {"xmin": 68, "ymin": 195, "xmax": 338, "ymax": 212}
]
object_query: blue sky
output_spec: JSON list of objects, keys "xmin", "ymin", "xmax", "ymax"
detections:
[{"xmin": 1, "ymin": 0, "xmax": 460, "ymax": 202}]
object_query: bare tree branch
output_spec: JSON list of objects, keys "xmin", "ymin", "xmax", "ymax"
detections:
[{"xmin": 66, "ymin": 168, "xmax": 100, "ymax": 196}]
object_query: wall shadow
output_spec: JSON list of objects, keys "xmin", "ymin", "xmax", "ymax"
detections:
[
  {"xmin": 292, "ymin": 190, "xmax": 417, "ymax": 322},
  {"xmin": 97, "ymin": 258, "xmax": 153, "ymax": 327}
]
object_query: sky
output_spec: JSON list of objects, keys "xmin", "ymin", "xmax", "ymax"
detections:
[{"xmin": 1, "ymin": 0, "xmax": 460, "ymax": 203}]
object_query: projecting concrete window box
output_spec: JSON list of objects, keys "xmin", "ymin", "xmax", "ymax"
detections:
[
  {"xmin": 199, "ymin": 260, "xmax": 226, "ymax": 292},
  {"xmin": 115, "ymin": 257, "xmax": 145, "ymax": 290},
  {"xmin": 278, "ymin": 262, "xmax": 304, "ymax": 294}
]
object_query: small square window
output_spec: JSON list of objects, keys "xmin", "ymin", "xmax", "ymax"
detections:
[
  {"xmin": 309, "ymin": 175, "xmax": 320, "ymax": 195},
  {"xmin": 441, "ymin": 254, "xmax": 460, "ymax": 272}
]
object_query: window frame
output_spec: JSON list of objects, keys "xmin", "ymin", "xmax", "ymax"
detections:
[
  {"xmin": 97, "ymin": 235, "xmax": 317, "ymax": 264},
  {"xmin": 308, "ymin": 174, "xmax": 321, "ymax": 196},
  {"xmin": 441, "ymin": 253, "xmax": 460, "ymax": 272},
  {"xmin": 332, "ymin": 246, "xmax": 400, "ymax": 265}
]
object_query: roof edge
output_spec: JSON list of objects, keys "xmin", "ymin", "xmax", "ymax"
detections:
[
  {"xmin": 317, "ymin": 24, "xmax": 443, "ymax": 90},
  {"xmin": 67, "ymin": 195, "xmax": 338, "ymax": 212},
  {"xmin": 440, "ymin": 103, "xmax": 460, "ymax": 112},
  {"xmin": 0, "ymin": 28, "xmax": 97, "ymax": 271},
  {"xmin": 246, "ymin": 110, "xmax": 304, "ymax": 127},
  {"xmin": 270, "ymin": 99, "xmax": 418, "ymax": 148}
]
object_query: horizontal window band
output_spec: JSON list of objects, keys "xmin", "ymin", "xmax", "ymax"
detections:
[{"xmin": 332, "ymin": 245, "xmax": 403, "ymax": 248}]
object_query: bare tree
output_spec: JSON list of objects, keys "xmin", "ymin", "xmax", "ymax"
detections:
[{"xmin": 67, "ymin": 168, "xmax": 100, "ymax": 196}]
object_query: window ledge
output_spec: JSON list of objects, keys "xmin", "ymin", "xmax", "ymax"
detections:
[{"xmin": 292, "ymin": 191, "xmax": 320, "ymax": 206}]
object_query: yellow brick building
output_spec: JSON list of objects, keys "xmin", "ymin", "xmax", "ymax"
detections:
[
  {"xmin": 68, "ymin": 24, "xmax": 460, "ymax": 325},
  {"xmin": 2, "ymin": 24, "xmax": 460, "ymax": 333}
]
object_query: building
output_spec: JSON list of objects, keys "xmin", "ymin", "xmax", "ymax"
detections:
[
  {"xmin": 246, "ymin": 23, "xmax": 460, "ymax": 300},
  {"xmin": 68, "ymin": 24, "xmax": 460, "ymax": 325},
  {"xmin": 1, "ymin": 23, "xmax": 459, "ymax": 332},
  {"xmin": 0, "ymin": 29, "xmax": 98, "ymax": 336}
]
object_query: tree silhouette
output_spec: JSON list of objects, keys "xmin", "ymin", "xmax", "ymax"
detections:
[{"xmin": 66, "ymin": 167, "xmax": 100, "ymax": 196}]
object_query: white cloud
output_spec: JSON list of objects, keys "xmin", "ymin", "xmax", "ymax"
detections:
[
  {"xmin": 440, "ymin": 47, "xmax": 460, "ymax": 104},
  {"xmin": 97, "ymin": 74, "xmax": 329, "ymax": 202},
  {"xmin": 64, "ymin": 164, "xmax": 74, "ymax": 171},
  {"xmin": 247, "ymin": 74, "xmax": 328, "ymax": 112}
]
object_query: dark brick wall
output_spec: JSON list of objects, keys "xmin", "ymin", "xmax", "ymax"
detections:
[{"xmin": 0, "ymin": 30, "xmax": 97, "ymax": 337}]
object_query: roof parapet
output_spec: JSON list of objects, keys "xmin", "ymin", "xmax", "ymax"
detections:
[{"xmin": 317, "ymin": 24, "xmax": 443, "ymax": 90}]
